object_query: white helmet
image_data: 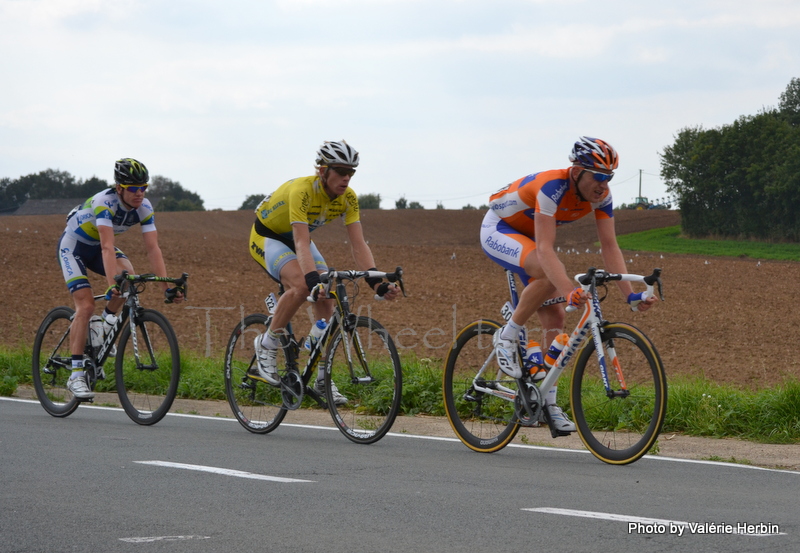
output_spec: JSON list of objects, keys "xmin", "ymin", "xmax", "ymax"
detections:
[{"xmin": 315, "ymin": 140, "xmax": 359, "ymax": 167}]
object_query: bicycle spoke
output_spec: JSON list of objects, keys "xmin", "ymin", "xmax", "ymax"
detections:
[
  {"xmin": 324, "ymin": 316, "xmax": 402, "ymax": 445},
  {"xmin": 31, "ymin": 307, "xmax": 80, "ymax": 417},
  {"xmin": 115, "ymin": 310, "xmax": 180, "ymax": 425},
  {"xmin": 224, "ymin": 314, "xmax": 287, "ymax": 433},
  {"xmin": 443, "ymin": 320, "xmax": 521, "ymax": 453},
  {"xmin": 570, "ymin": 323, "xmax": 667, "ymax": 464}
]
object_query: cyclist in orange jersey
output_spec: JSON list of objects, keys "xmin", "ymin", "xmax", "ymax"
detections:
[{"xmin": 480, "ymin": 137, "xmax": 657, "ymax": 432}]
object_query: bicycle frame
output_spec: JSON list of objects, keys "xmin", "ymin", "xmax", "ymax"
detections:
[
  {"xmin": 472, "ymin": 267, "xmax": 662, "ymax": 413},
  {"xmin": 90, "ymin": 272, "xmax": 188, "ymax": 372},
  {"xmin": 268, "ymin": 268, "xmax": 402, "ymax": 393}
]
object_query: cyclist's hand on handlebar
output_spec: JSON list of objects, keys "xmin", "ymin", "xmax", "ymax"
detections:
[
  {"xmin": 374, "ymin": 282, "xmax": 401, "ymax": 301},
  {"xmin": 165, "ymin": 287, "xmax": 185, "ymax": 304},
  {"xmin": 628, "ymin": 292, "xmax": 657, "ymax": 312},
  {"xmin": 104, "ymin": 284, "xmax": 121, "ymax": 301},
  {"xmin": 307, "ymin": 283, "xmax": 326, "ymax": 303},
  {"xmin": 567, "ymin": 287, "xmax": 587, "ymax": 309}
]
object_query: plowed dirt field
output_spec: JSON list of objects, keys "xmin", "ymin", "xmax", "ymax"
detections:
[{"xmin": 4, "ymin": 208, "xmax": 797, "ymax": 388}]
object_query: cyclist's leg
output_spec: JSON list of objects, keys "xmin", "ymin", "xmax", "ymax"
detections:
[{"xmin": 58, "ymin": 234, "xmax": 94, "ymax": 359}]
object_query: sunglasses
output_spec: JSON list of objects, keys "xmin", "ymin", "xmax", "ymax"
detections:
[
  {"xmin": 120, "ymin": 184, "xmax": 149, "ymax": 193},
  {"xmin": 585, "ymin": 169, "xmax": 614, "ymax": 183},
  {"xmin": 329, "ymin": 166, "xmax": 356, "ymax": 177}
]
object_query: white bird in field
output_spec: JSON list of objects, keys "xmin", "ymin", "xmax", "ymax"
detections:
[
  {"xmin": 704, "ymin": 260, "xmax": 710, "ymax": 265},
  {"xmin": 451, "ymin": 252, "xmax": 456, "ymax": 260}
]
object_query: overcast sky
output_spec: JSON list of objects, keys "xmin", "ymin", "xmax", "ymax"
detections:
[{"xmin": 2, "ymin": 0, "xmax": 798, "ymax": 210}]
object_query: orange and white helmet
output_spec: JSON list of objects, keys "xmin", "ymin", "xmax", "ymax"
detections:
[{"xmin": 568, "ymin": 136, "xmax": 619, "ymax": 171}]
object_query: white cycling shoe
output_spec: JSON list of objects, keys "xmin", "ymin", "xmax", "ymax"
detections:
[
  {"xmin": 67, "ymin": 376, "xmax": 95, "ymax": 399},
  {"xmin": 546, "ymin": 404, "xmax": 576, "ymax": 433},
  {"xmin": 252, "ymin": 335, "xmax": 280, "ymax": 386},
  {"xmin": 493, "ymin": 328, "xmax": 522, "ymax": 378}
]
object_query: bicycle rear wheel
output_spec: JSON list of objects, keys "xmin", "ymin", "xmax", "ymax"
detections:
[
  {"xmin": 323, "ymin": 316, "xmax": 402, "ymax": 445},
  {"xmin": 115, "ymin": 309, "xmax": 180, "ymax": 425},
  {"xmin": 570, "ymin": 322, "xmax": 667, "ymax": 465},
  {"xmin": 443, "ymin": 320, "xmax": 520, "ymax": 453},
  {"xmin": 31, "ymin": 306, "xmax": 80, "ymax": 417},
  {"xmin": 223, "ymin": 314, "xmax": 288, "ymax": 434}
]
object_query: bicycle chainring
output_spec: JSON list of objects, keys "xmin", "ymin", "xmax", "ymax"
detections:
[
  {"xmin": 514, "ymin": 381, "xmax": 542, "ymax": 426},
  {"xmin": 280, "ymin": 370, "xmax": 304, "ymax": 410}
]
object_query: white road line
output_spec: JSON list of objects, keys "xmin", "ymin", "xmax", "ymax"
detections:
[
  {"xmin": 524, "ymin": 507, "xmax": 787, "ymax": 536},
  {"xmin": 6, "ymin": 398, "xmax": 799, "ymax": 475},
  {"xmin": 119, "ymin": 535, "xmax": 210, "ymax": 543},
  {"xmin": 134, "ymin": 460, "xmax": 315, "ymax": 482}
]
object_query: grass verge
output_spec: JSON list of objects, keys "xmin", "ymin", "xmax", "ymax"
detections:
[
  {"xmin": 6, "ymin": 346, "xmax": 800, "ymax": 444},
  {"xmin": 616, "ymin": 226, "xmax": 800, "ymax": 261}
]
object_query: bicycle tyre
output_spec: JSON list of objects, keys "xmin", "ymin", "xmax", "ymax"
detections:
[
  {"xmin": 323, "ymin": 316, "xmax": 402, "ymax": 445},
  {"xmin": 223, "ymin": 314, "xmax": 288, "ymax": 434},
  {"xmin": 570, "ymin": 322, "xmax": 667, "ymax": 465},
  {"xmin": 31, "ymin": 306, "xmax": 81, "ymax": 417},
  {"xmin": 443, "ymin": 319, "xmax": 520, "ymax": 453},
  {"xmin": 115, "ymin": 309, "xmax": 180, "ymax": 425}
]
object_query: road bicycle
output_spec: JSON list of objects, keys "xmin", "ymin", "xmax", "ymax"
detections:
[
  {"xmin": 443, "ymin": 266, "xmax": 667, "ymax": 465},
  {"xmin": 32, "ymin": 272, "xmax": 188, "ymax": 425},
  {"xmin": 224, "ymin": 267, "xmax": 405, "ymax": 445}
]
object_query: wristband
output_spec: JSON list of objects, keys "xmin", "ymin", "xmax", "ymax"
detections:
[
  {"xmin": 364, "ymin": 267, "xmax": 382, "ymax": 290},
  {"xmin": 305, "ymin": 271, "xmax": 321, "ymax": 293}
]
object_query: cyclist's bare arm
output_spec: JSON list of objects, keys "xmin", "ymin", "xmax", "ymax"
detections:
[
  {"xmin": 595, "ymin": 218, "xmax": 657, "ymax": 312},
  {"xmin": 291, "ymin": 222, "xmax": 319, "ymax": 276},
  {"xmin": 345, "ymin": 222, "xmax": 401, "ymax": 301},
  {"xmin": 142, "ymin": 230, "xmax": 183, "ymax": 304}
]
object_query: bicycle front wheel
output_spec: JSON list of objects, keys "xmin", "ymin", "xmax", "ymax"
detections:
[
  {"xmin": 323, "ymin": 316, "xmax": 402, "ymax": 445},
  {"xmin": 443, "ymin": 320, "xmax": 520, "ymax": 453},
  {"xmin": 115, "ymin": 309, "xmax": 180, "ymax": 425},
  {"xmin": 31, "ymin": 306, "xmax": 80, "ymax": 417},
  {"xmin": 570, "ymin": 322, "xmax": 667, "ymax": 465},
  {"xmin": 223, "ymin": 314, "xmax": 288, "ymax": 434}
]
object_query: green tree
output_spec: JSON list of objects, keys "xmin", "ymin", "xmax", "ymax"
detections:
[
  {"xmin": 779, "ymin": 77, "xmax": 800, "ymax": 126},
  {"xmin": 239, "ymin": 194, "xmax": 263, "ymax": 211},
  {"xmin": 436, "ymin": 202, "xmax": 444, "ymax": 209},
  {"xmin": 408, "ymin": 201, "xmax": 424, "ymax": 209},
  {"xmin": 148, "ymin": 175, "xmax": 205, "ymax": 211},
  {"xmin": 395, "ymin": 196, "xmax": 408, "ymax": 209},
  {"xmin": 358, "ymin": 193, "xmax": 381, "ymax": 209},
  {"xmin": 661, "ymin": 78, "xmax": 800, "ymax": 240},
  {"xmin": 0, "ymin": 169, "xmax": 108, "ymax": 212}
]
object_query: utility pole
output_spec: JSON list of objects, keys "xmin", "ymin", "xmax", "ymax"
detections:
[{"xmin": 639, "ymin": 169, "xmax": 643, "ymax": 199}]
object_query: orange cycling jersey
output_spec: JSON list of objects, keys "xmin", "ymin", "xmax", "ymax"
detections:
[{"xmin": 488, "ymin": 168, "xmax": 614, "ymax": 236}]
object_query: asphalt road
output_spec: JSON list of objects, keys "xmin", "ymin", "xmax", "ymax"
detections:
[{"xmin": 2, "ymin": 397, "xmax": 797, "ymax": 552}]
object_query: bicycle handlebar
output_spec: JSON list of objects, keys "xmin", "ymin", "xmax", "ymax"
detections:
[
  {"xmin": 567, "ymin": 267, "xmax": 663, "ymax": 313},
  {"xmin": 310, "ymin": 266, "xmax": 406, "ymax": 301},
  {"xmin": 113, "ymin": 271, "xmax": 189, "ymax": 303}
]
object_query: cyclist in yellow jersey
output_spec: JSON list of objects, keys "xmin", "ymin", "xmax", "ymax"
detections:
[{"xmin": 249, "ymin": 140, "xmax": 401, "ymax": 403}]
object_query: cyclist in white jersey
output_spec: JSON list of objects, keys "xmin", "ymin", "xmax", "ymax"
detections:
[{"xmin": 56, "ymin": 158, "xmax": 183, "ymax": 399}]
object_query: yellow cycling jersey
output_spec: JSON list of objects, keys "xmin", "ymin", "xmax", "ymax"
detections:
[{"xmin": 254, "ymin": 175, "xmax": 360, "ymax": 238}]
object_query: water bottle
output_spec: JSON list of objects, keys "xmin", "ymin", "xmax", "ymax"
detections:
[
  {"xmin": 102, "ymin": 312, "xmax": 117, "ymax": 336},
  {"xmin": 89, "ymin": 315, "xmax": 104, "ymax": 348},
  {"xmin": 304, "ymin": 319, "xmax": 327, "ymax": 351},
  {"xmin": 544, "ymin": 333, "xmax": 569, "ymax": 368}
]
